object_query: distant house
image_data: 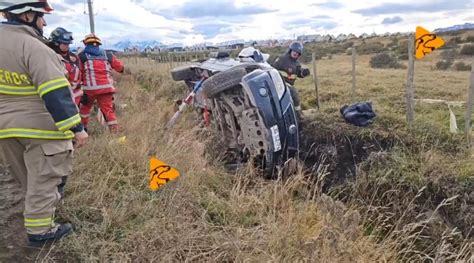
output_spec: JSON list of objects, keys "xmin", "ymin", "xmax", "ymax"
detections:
[
  {"xmin": 335, "ymin": 34, "xmax": 348, "ymax": 42},
  {"xmin": 188, "ymin": 42, "xmax": 218, "ymax": 52},
  {"xmin": 297, "ymin": 34, "xmax": 324, "ymax": 43},
  {"xmin": 124, "ymin": 46, "xmax": 140, "ymax": 53},
  {"xmin": 277, "ymin": 39, "xmax": 293, "ymax": 47},
  {"xmin": 168, "ymin": 46, "xmax": 184, "ymax": 52},
  {"xmin": 143, "ymin": 45, "xmax": 154, "ymax": 53},
  {"xmin": 162, "ymin": 43, "xmax": 184, "ymax": 52},
  {"xmin": 216, "ymin": 39, "xmax": 245, "ymax": 50},
  {"xmin": 347, "ymin": 33, "xmax": 357, "ymax": 39},
  {"xmin": 359, "ymin": 33, "xmax": 370, "ymax": 39}
]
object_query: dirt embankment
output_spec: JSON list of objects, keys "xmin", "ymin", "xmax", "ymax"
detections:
[
  {"xmin": 0, "ymin": 167, "xmax": 40, "ymax": 262},
  {"xmin": 298, "ymin": 116, "xmax": 473, "ymax": 260}
]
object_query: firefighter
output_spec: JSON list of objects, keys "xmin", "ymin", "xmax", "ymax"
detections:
[
  {"xmin": 0, "ymin": 0, "xmax": 88, "ymax": 246},
  {"xmin": 48, "ymin": 27, "xmax": 83, "ymax": 105},
  {"xmin": 78, "ymin": 33, "xmax": 124, "ymax": 133},
  {"xmin": 272, "ymin": 41, "xmax": 310, "ymax": 118}
]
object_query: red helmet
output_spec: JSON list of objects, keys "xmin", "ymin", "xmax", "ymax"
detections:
[{"xmin": 0, "ymin": 0, "xmax": 54, "ymax": 14}]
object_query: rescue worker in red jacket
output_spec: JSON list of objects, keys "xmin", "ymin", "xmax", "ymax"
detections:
[
  {"xmin": 48, "ymin": 27, "xmax": 83, "ymax": 105},
  {"xmin": 0, "ymin": 0, "xmax": 88, "ymax": 246},
  {"xmin": 78, "ymin": 33, "xmax": 124, "ymax": 133}
]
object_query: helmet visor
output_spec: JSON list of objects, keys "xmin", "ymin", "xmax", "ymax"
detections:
[{"xmin": 62, "ymin": 32, "xmax": 73, "ymax": 41}]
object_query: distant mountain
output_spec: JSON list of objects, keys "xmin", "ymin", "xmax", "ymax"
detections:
[
  {"xmin": 112, "ymin": 40, "xmax": 164, "ymax": 51},
  {"xmin": 434, "ymin": 23, "xmax": 474, "ymax": 33}
]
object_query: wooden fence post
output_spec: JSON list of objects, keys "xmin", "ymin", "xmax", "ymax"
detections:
[
  {"xmin": 312, "ymin": 52, "xmax": 321, "ymax": 110},
  {"xmin": 351, "ymin": 47, "xmax": 356, "ymax": 101},
  {"xmin": 405, "ymin": 33, "xmax": 415, "ymax": 127},
  {"xmin": 168, "ymin": 53, "xmax": 172, "ymax": 69},
  {"xmin": 465, "ymin": 56, "xmax": 474, "ymax": 147}
]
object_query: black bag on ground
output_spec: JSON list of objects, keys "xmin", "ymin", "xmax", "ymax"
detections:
[{"xmin": 340, "ymin": 102, "xmax": 376, "ymax": 127}]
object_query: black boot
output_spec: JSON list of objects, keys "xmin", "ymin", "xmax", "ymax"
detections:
[{"xmin": 27, "ymin": 223, "xmax": 74, "ymax": 247}]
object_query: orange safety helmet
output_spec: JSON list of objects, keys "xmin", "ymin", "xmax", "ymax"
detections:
[{"xmin": 83, "ymin": 33, "xmax": 102, "ymax": 45}]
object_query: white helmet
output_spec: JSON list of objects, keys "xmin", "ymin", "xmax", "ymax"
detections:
[
  {"xmin": 238, "ymin": 47, "xmax": 270, "ymax": 63},
  {"xmin": 0, "ymin": 0, "xmax": 54, "ymax": 14}
]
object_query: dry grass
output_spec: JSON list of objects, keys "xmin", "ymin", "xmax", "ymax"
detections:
[
  {"xmin": 40, "ymin": 58, "xmax": 394, "ymax": 261},
  {"xmin": 37, "ymin": 50, "xmax": 473, "ymax": 261}
]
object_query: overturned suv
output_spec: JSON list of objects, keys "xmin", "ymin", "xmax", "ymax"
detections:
[{"xmin": 171, "ymin": 52, "xmax": 300, "ymax": 178}]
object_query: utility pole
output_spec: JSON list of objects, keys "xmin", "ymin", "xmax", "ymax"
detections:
[{"xmin": 87, "ymin": 0, "xmax": 95, "ymax": 33}]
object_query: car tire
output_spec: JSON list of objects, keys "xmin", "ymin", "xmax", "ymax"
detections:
[
  {"xmin": 171, "ymin": 65, "xmax": 195, "ymax": 81},
  {"xmin": 202, "ymin": 66, "xmax": 247, "ymax": 98}
]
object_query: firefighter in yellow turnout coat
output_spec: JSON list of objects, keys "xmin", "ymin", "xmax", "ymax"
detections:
[{"xmin": 0, "ymin": 0, "xmax": 88, "ymax": 246}]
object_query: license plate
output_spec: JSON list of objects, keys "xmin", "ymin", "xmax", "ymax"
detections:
[{"xmin": 271, "ymin": 125, "xmax": 281, "ymax": 152}]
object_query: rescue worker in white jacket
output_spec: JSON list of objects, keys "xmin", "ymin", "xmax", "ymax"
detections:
[{"xmin": 0, "ymin": 0, "xmax": 88, "ymax": 246}]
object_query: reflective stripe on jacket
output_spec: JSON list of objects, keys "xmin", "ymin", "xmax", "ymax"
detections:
[
  {"xmin": 79, "ymin": 47, "xmax": 124, "ymax": 95},
  {"xmin": 0, "ymin": 23, "xmax": 82, "ymax": 139}
]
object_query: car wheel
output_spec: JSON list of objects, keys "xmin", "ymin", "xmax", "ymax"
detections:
[{"xmin": 201, "ymin": 66, "xmax": 247, "ymax": 98}]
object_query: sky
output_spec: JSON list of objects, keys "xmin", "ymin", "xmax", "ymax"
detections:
[{"xmin": 33, "ymin": 0, "xmax": 474, "ymax": 47}]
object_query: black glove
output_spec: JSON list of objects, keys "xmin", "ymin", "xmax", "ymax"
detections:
[
  {"xmin": 80, "ymin": 94, "xmax": 88, "ymax": 105},
  {"xmin": 301, "ymin": 68, "xmax": 311, "ymax": 77}
]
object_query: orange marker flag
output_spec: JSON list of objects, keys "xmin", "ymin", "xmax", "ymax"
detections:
[
  {"xmin": 415, "ymin": 26, "xmax": 445, "ymax": 59},
  {"xmin": 149, "ymin": 157, "xmax": 181, "ymax": 191}
]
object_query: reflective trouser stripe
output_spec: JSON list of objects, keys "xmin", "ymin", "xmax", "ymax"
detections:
[
  {"xmin": 24, "ymin": 217, "xmax": 53, "ymax": 228},
  {"xmin": 82, "ymin": 84, "xmax": 114, "ymax": 90},
  {"xmin": 55, "ymin": 114, "xmax": 81, "ymax": 132},
  {"xmin": 0, "ymin": 84, "xmax": 37, "ymax": 95},
  {"xmin": 38, "ymin": 78, "xmax": 70, "ymax": 97},
  {"xmin": 0, "ymin": 128, "xmax": 74, "ymax": 139}
]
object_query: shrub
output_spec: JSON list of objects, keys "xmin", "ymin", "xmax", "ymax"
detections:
[
  {"xmin": 342, "ymin": 41, "xmax": 354, "ymax": 50},
  {"xmin": 454, "ymin": 61, "xmax": 471, "ymax": 71},
  {"xmin": 370, "ymin": 53, "xmax": 403, "ymax": 69},
  {"xmin": 448, "ymin": 36, "xmax": 463, "ymax": 44},
  {"xmin": 398, "ymin": 54, "xmax": 409, "ymax": 60},
  {"xmin": 393, "ymin": 39, "xmax": 408, "ymax": 56},
  {"xmin": 466, "ymin": 35, "xmax": 474, "ymax": 42},
  {"xmin": 357, "ymin": 42, "xmax": 386, "ymax": 55},
  {"xmin": 435, "ymin": 60, "xmax": 453, "ymax": 70},
  {"xmin": 329, "ymin": 44, "xmax": 346, "ymax": 54},
  {"xmin": 460, "ymin": 44, "xmax": 474, "ymax": 55},
  {"xmin": 440, "ymin": 49, "xmax": 458, "ymax": 60}
]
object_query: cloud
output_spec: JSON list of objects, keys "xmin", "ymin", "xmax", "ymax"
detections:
[
  {"xmin": 173, "ymin": 1, "xmax": 276, "ymax": 18},
  {"xmin": 53, "ymin": 3, "xmax": 73, "ymax": 12},
  {"xmin": 314, "ymin": 21, "xmax": 338, "ymax": 30},
  {"xmin": 288, "ymin": 18, "xmax": 313, "ymax": 26},
  {"xmin": 312, "ymin": 1, "xmax": 343, "ymax": 9},
  {"xmin": 61, "ymin": 0, "xmax": 84, "ymax": 4},
  {"xmin": 464, "ymin": 16, "xmax": 474, "ymax": 22},
  {"xmin": 382, "ymin": 16, "xmax": 403, "ymax": 24},
  {"xmin": 192, "ymin": 22, "xmax": 234, "ymax": 38},
  {"xmin": 313, "ymin": 15, "xmax": 331, "ymax": 19},
  {"xmin": 353, "ymin": 1, "xmax": 471, "ymax": 16},
  {"xmin": 283, "ymin": 17, "xmax": 338, "ymax": 30}
]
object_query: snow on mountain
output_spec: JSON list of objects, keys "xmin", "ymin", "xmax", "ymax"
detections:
[
  {"xmin": 434, "ymin": 23, "xmax": 474, "ymax": 33},
  {"xmin": 112, "ymin": 40, "xmax": 164, "ymax": 51}
]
